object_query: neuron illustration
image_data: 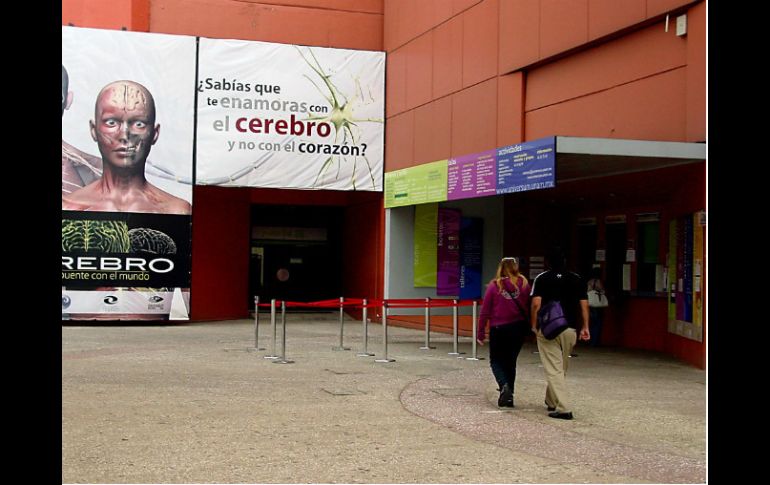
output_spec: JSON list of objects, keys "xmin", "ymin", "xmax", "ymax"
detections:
[{"xmin": 296, "ymin": 46, "xmax": 383, "ymax": 190}]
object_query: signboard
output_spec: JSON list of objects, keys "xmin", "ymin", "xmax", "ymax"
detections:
[
  {"xmin": 384, "ymin": 137, "xmax": 556, "ymax": 208},
  {"xmin": 384, "ymin": 160, "xmax": 448, "ymax": 208},
  {"xmin": 496, "ymin": 137, "xmax": 556, "ymax": 194},
  {"xmin": 62, "ymin": 27, "xmax": 195, "ymax": 321},
  {"xmin": 447, "ymin": 150, "xmax": 497, "ymax": 200},
  {"xmin": 196, "ymin": 38, "xmax": 385, "ymax": 191}
]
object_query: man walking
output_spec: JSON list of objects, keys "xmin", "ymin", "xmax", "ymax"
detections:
[{"xmin": 530, "ymin": 246, "xmax": 590, "ymax": 420}]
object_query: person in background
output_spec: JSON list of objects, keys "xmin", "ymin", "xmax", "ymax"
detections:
[
  {"xmin": 530, "ymin": 246, "xmax": 590, "ymax": 420},
  {"xmin": 586, "ymin": 267, "xmax": 607, "ymax": 346},
  {"xmin": 477, "ymin": 257, "xmax": 531, "ymax": 408}
]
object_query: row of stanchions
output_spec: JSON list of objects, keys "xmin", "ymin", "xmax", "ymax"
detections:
[{"xmin": 252, "ymin": 296, "xmax": 486, "ymax": 364}]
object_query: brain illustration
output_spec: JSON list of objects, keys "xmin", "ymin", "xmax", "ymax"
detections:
[
  {"xmin": 61, "ymin": 220, "xmax": 130, "ymax": 252},
  {"xmin": 128, "ymin": 228, "xmax": 177, "ymax": 255}
]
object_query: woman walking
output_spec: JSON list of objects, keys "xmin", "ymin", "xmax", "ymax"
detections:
[{"xmin": 477, "ymin": 257, "xmax": 531, "ymax": 407}]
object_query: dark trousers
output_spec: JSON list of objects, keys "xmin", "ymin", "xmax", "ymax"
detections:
[{"xmin": 489, "ymin": 323, "xmax": 528, "ymax": 392}]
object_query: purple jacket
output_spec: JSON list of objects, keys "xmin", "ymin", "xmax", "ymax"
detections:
[{"xmin": 477, "ymin": 276, "xmax": 531, "ymax": 341}]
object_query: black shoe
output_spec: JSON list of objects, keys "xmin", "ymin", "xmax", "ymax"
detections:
[
  {"xmin": 498, "ymin": 384, "xmax": 513, "ymax": 407},
  {"xmin": 544, "ymin": 401, "xmax": 556, "ymax": 412},
  {"xmin": 548, "ymin": 411, "xmax": 573, "ymax": 420}
]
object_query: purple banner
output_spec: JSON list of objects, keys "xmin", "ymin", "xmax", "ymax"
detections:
[
  {"xmin": 459, "ymin": 217, "xmax": 483, "ymax": 300},
  {"xmin": 496, "ymin": 137, "xmax": 556, "ymax": 194},
  {"xmin": 437, "ymin": 208, "xmax": 461, "ymax": 295},
  {"xmin": 447, "ymin": 150, "xmax": 497, "ymax": 200}
]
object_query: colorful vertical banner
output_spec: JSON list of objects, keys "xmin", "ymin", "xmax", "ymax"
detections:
[
  {"xmin": 667, "ymin": 212, "xmax": 704, "ymax": 342},
  {"xmin": 62, "ymin": 26, "xmax": 195, "ymax": 320},
  {"xmin": 668, "ymin": 219, "xmax": 677, "ymax": 325},
  {"xmin": 459, "ymin": 217, "xmax": 483, "ymax": 300},
  {"xmin": 437, "ymin": 208, "xmax": 461, "ymax": 296},
  {"xmin": 692, "ymin": 211, "xmax": 704, "ymax": 333},
  {"xmin": 414, "ymin": 204, "xmax": 438, "ymax": 287},
  {"xmin": 196, "ymin": 38, "xmax": 385, "ymax": 191}
]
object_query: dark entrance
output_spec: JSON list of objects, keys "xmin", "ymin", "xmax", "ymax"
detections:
[{"xmin": 249, "ymin": 204, "xmax": 343, "ymax": 309}]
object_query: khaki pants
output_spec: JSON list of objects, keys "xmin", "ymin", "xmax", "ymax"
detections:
[{"xmin": 536, "ymin": 327, "xmax": 577, "ymax": 413}]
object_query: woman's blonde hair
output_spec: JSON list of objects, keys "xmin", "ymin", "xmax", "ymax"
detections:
[{"xmin": 495, "ymin": 257, "xmax": 527, "ymax": 291}]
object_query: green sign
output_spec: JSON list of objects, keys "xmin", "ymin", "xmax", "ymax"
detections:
[
  {"xmin": 413, "ymin": 203, "xmax": 438, "ymax": 287},
  {"xmin": 384, "ymin": 160, "xmax": 448, "ymax": 208}
]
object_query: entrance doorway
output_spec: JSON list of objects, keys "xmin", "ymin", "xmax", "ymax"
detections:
[{"xmin": 248, "ymin": 205, "xmax": 343, "ymax": 309}]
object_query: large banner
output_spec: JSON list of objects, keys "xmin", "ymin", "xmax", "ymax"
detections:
[
  {"xmin": 196, "ymin": 38, "xmax": 385, "ymax": 191},
  {"xmin": 62, "ymin": 27, "xmax": 195, "ymax": 320}
]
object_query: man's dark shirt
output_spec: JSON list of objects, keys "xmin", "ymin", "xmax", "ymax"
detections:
[{"xmin": 530, "ymin": 269, "xmax": 588, "ymax": 329}]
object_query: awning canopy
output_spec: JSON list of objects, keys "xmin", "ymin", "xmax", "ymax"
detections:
[{"xmin": 555, "ymin": 137, "xmax": 706, "ymax": 182}]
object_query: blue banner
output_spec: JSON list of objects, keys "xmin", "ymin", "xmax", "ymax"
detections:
[{"xmin": 496, "ymin": 137, "xmax": 556, "ymax": 194}]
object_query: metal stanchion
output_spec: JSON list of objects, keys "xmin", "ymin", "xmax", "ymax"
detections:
[
  {"xmin": 264, "ymin": 299, "xmax": 279, "ymax": 359},
  {"xmin": 273, "ymin": 300, "xmax": 294, "ymax": 364},
  {"xmin": 419, "ymin": 297, "xmax": 435, "ymax": 350},
  {"xmin": 466, "ymin": 300, "xmax": 484, "ymax": 360},
  {"xmin": 375, "ymin": 301, "xmax": 395, "ymax": 363},
  {"xmin": 251, "ymin": 296, "xmax": 265, "ymax": 351},
  {"xmin": 332, "ymin": 296, "xmax": 351, "ymax": 351},
  {"xmin": 357, "ymin": 299, "xmax": 375, "ymax": 357},
  {"xmin": 448, "ymin": 299, "xmax": 465, "ymax": 356}
]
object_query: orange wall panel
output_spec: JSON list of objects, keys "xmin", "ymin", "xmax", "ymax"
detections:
[
  {"xmin": 63, "ymin": 0, "xmax": 149, "ymax": 31},
  {"xmin": 646, "ymin": 0, "xmax": 698, "ymax": 18},
  {"xmin": 453, "ymin": 0, "xmax": 483, "ymax": 15},
  {"xmin": 413, "ymin": 97, "xmax": 453, "ymax": 164},
  {"xmin": 497, "ymin": 72, "xmax": 524, "ymax": 147},
  {"xmin": 498, "ymin": 0, "xmax": 539, "ymax": 74},
  {"xmin": 383, "ymin": 0, "xmax": 434, "ymax": 51},
  {"xmin": 150, "ymin": 0, "xmax": 382, "ymax": 50},
  {"xmin": 433, "ymin": 0, "xmax": 455, "ymax": 26},
  {"xmin": 386, "ymin": 49, "xmax": 407, "ymax": 117},
  {"xmin": 526, "ymin": 68, "xmax": 687, "ymax": 141},
  {"xmin": 685, "ymin": 1, "xmax": 706, "ymax": 142},
  {"xmin": 385, "ymin": 110, "xmax": 415, "ymax": 171},
  {"xmin": 328, "ymin": 12, "xmax": 384, "ymax": 51},
  {"xmin": 462, "ymin": 0, "xmax": 499, "ymax": 88},
  {"xmin": 451, "ymin": 77, "xmax": 497, "ymax": 156},
  {"xmin": 383, "ymin": 0, "xmax": 409, "ymax": 51},
  {"xmin": 539, "ymin": 0, "xmax": 588, "ymax": 59},
  {"xmin": 239, "ymin": 0, "xmax": 383, "ymax": 14},
  {"xmin": 588, "ymin": 0, "xmax": 646, "ymax": 40},
  {"xmin": 432, "ymin": 16, "xmax": 464, "ymax": 99},
  {"xmin": 405, "ymin": 33, "xmax": 434, "ymax": 110},
  {"xmin": 526, "ymin": 21, "xmax": 686, "ymax": 111}
]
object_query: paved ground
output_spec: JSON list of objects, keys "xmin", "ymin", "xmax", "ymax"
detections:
[{"xmin": 62, "ymin": 313, "xmax": 706, "ymax": 483}]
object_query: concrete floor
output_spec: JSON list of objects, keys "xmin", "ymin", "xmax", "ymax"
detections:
[{"xmin": 62, "ymin": 313, "xmax": 706, "ymax": 483}]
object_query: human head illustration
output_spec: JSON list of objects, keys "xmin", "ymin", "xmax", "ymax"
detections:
[{"xmin": 90, "ymin": 80, "xmax": 160, "ymax": 171}]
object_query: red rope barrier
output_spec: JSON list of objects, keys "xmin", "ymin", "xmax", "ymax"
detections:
[{"xmin": 255, "ymin": 297, "xmax": 484, "ymax": 309}]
